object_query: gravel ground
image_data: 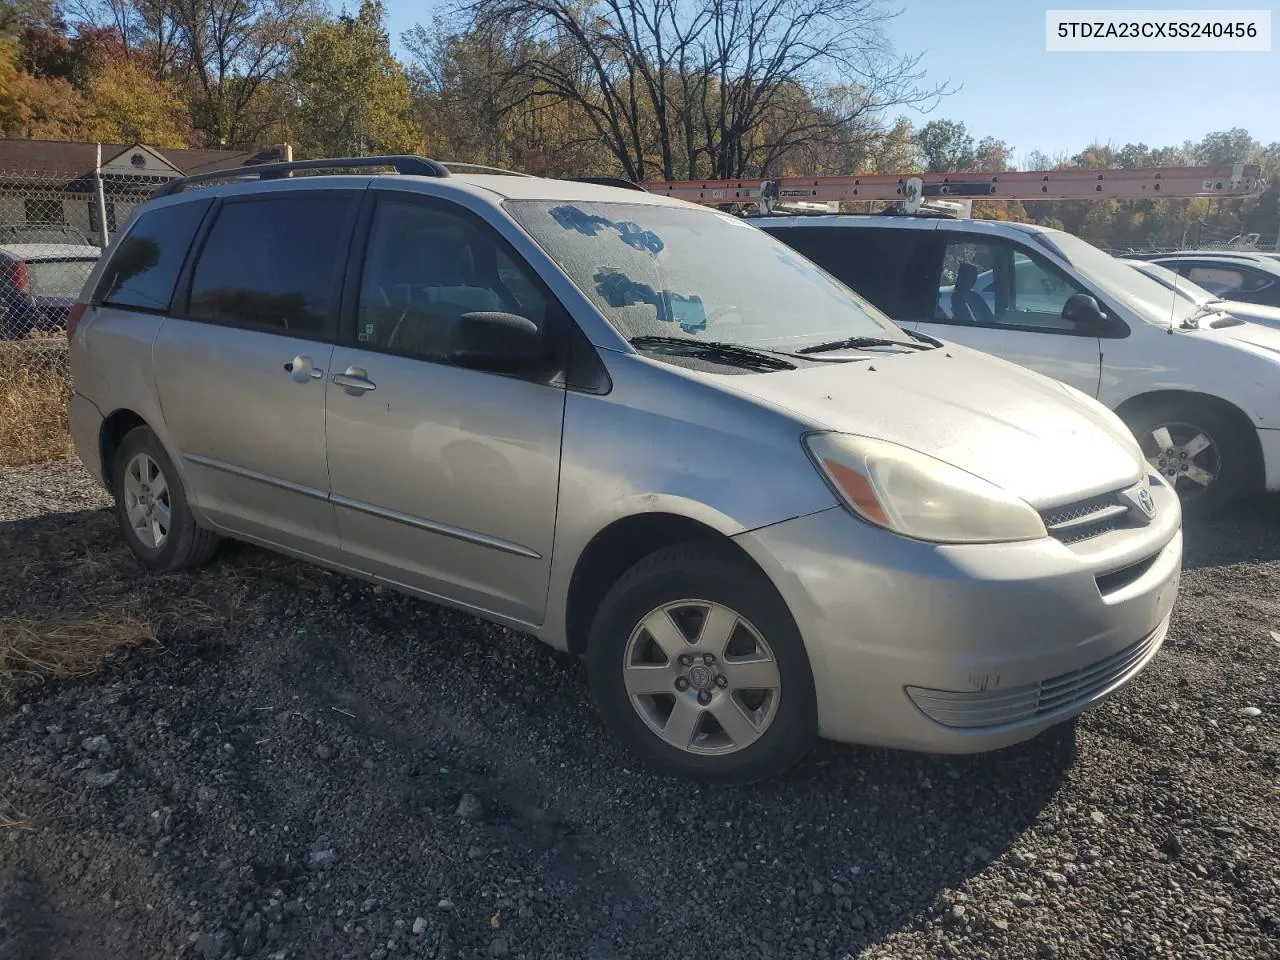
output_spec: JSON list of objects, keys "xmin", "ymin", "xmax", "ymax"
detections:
[{"xmin": 1, "ymin": 460, "xmax": 1278, "ymax": 960}]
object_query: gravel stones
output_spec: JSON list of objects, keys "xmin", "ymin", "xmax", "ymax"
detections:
[
  {"xmin": 1, "ymin": 463, "xmax": 1278, "ymax": 960},
  {"xmin": 455, "ymin": 793, "xmax": 484, "ymax": 820}
]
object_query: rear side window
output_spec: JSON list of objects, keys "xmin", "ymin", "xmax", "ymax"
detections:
[
  {"xmin": 187, "ymin": 195, "xmax": 353, "ymax": 338},
  {"xmin": 97, "ymin": 199, "xmax": 211, "ymax": 311},
  {"xmin": 763, "ymin": 226, "xmax": 928, "ymax": 318}
]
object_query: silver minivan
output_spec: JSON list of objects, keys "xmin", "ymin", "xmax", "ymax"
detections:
[{"xmin": 68, "ymin": 158, "xmax": 1183, "ymax": 781}]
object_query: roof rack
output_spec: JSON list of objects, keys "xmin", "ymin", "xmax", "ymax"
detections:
[
  {"xmin": 440, "ymin": 162, "xmax": 534, "ymax": 177},
  {"xmin": 571, "ymin": 176, "xmax": 648, "ymax": 192},
  {"xmin": 641, "ymin": 162, "xmax": 1265, "ymax": 213},
  {"xmin": 152, "ymin": 155, "xmax": 451, "ymax": 198}
]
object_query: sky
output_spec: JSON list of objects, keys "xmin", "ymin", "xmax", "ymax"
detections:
[{"xmin": 383, "ymin": 0, "xmax": 1279, "ymax": 164}]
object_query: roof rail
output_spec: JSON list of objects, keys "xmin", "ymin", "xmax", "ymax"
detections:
[
  {"xmin": 440, "ymin": 162, "xmax": 534, "ymax": 177},
  {"xmin": 152, "ymin": 155, "xmax": 451, "ymax": 198},
  {"xmin": 570, "ymin": 176, "xmax": 648, "ymax": 192}
]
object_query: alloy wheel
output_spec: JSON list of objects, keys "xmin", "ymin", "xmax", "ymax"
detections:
[
  {"xmin": 622, "ymin": 599, "xmax": 781, "ymax": 755},
  {"xmin": 1140, "ymin": 422, "xmax": 1220, "ymax": 499},
  {"xmin": 122, "ymin": 451, "xmax": 172, "ymax": 549}
]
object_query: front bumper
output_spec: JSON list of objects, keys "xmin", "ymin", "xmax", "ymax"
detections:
[
  {"xmin": 1259, "ymin": 427, "xmax": 1280, "ymax": 493},
  {"xmin": 732, "ymin": 479, "xmax": 1182, "ymax": 754}
]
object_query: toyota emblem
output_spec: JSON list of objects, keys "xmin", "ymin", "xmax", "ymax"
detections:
[{"xmin": 1137, "ymin": 488, "xmax": 1156, "ymax": 517}]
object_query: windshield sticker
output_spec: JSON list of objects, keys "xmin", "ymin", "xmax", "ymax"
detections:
[
  {"xmin": 550, "ymin": 205, "xmax": 664, "ymax": 254},
  {"xmin": 594, "ymin": 268, "xmax": 707, "ymax": 332}
]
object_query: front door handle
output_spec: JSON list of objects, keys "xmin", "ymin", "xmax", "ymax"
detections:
[
  {"xmin": 284, "ymin": 354, "xmax": 324, "ymax": 383},
  {"xmin": 332, "ymin": 366, "xmax": 376, "ymax": 393}
]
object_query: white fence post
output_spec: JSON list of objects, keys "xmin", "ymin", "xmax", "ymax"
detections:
[{"xmin": 94, "ymin": 143, "xmax": 110, "ymax": 248}]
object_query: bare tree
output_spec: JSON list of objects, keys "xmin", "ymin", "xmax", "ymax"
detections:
[
  {"xmin": 165, "ymin": 0, "xmax": 316, "ymax": 146},
  {"xmin": 453, "ymin": 0, "xmax": 948, "ymax": 180}
]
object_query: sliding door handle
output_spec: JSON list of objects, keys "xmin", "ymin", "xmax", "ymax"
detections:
[{"xmin": 332, "ymin": 367, "xmax": 376, "ymax": 393}]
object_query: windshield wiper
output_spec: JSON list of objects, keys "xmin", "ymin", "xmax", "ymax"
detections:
[
  {"xmin": 629, "ymin": 335, "xmax": 796, "ymax": 371},
  {"xmin": 797, "ymin": 335, "xmax": 934, "ymax": 355}
]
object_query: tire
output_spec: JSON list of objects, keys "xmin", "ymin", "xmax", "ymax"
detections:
[
  {"xmin": 1121, "ymin": 398, "xmax": 1258, "ymax": 516},
  {"xmin": 111, "ymin": 426, "xmax": 221, "ymax": 571},
  {"xmin": 586, "ymin": 541, "xmax": 818, "ymax": 783}
]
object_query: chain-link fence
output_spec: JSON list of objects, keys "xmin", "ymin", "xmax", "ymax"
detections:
[
  {"xmin": 0, "ymin": 170, "xmax": 165, "ymax": 466},
  {"xmin": 1112, "ymin": 228, "xmax": 1280, "ymax": 256}
]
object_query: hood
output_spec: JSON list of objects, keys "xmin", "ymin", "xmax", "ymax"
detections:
[
  {"xmin": 1191, "ymin": 317, "xmax": 1280, "ymax": 359},
  {"xmin": 719, "ymin": 346, "xmax": 1144, "ymax": 508}
]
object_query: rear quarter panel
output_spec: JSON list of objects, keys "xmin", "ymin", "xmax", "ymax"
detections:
[{"xmin": 70, "ymin": 306, "xmax": 174, "ymax": 486}]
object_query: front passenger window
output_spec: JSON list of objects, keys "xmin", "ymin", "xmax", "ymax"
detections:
[
  {"xmin": 358, "ymin": 200, "xmax": 549, "ymax": 362},
  {"xmin": 937, "ymin": 238, "xmax": 1092, "ymax": 332}
]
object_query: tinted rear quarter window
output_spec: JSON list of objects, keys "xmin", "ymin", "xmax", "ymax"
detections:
[
  {"xmin": 187, "ymin": 194, "xmax": 353, "ymax": 338},
  {"xmin": 96, "ymin": 199, "xmax": 212, "ymax": 311}
]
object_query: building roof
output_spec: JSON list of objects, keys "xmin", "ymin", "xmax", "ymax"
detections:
[{"xmin": 0, "ymin": 139, "xmax": 286, "ymax": 180}]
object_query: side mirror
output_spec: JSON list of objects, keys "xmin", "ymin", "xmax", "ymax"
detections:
[
  {"xmin": 1061, "ymin": 293, "xmax": 1108, "ymax": 328},
  {"xmin": 449, "ymin": 312, "xmax": 546, "ymax": 375}
]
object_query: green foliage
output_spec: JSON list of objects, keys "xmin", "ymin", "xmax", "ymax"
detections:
[
  {"xmin": 293, "ymin": 0, "xmax": 421, "ymax": 158},
  {"xmin": 917, "ymin": 119, "xmax": 973, "ymax": 172}
]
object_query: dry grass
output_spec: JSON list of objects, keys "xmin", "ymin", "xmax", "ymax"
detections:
[
  {"xmin": 0, "ymin": 604, "xmax": 155, "ymax": 699},
  {"xmin": 0, "ymin": 343, "xmax": 73, "ymax": 467},
  {"xmin": 0, "ymin": 804, "xmax": 36, "ymax": 830}
]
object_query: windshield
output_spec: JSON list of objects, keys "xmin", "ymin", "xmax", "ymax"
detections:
[
  {"xmin": 27, "ymin": 259, "xmax": 97, "ymax": 299},
  {"xmin": 504, "ymin": 200, "xmax": 900, "ymax": 349},
  {"xmin": 1035, "ymin": 230, "xmax": 1201, "ymax": 327}
]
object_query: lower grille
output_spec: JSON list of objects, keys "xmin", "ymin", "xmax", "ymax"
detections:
[{"xmin": 906, "ymin": 617, "xmax": 1168, "ymax": 729}]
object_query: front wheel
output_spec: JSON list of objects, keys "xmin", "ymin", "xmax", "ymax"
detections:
[
  {"xmin": 1123, "ymin": 399, "xmax": 1257, "ymax": 515},
  {"xmin": 586, "ymin": 542, "xmax": 818, "ymax": 783}
]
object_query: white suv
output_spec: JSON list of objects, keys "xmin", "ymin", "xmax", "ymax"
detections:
[{"xmin": 761, "ymin": 215, "xmax": 1280, "ymax": 512}]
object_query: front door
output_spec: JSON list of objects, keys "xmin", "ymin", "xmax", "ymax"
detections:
[
  {"xmin": 916, "ymin": 234, "xmax": 1104, "ymax": 396},
  {"xmin": 152, "ymin": 190, "xmax": 359, "ymax": 556},
  {"xmin": 325, "ymin": 193, "xmax": 566, "ymax": 624}
]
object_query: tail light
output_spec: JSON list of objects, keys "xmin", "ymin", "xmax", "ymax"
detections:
[
  {"xmin": 3, "ymin": 259, "xmax": 30, "ymax": 292},
  {"xmin": 67, "ymin": 302, "xmax": 87, "ymax": 343}
]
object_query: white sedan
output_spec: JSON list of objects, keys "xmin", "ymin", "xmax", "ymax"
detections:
[{"xmin": 1127, "ymin": 259, "xmax": 1280, "ymax": 331}]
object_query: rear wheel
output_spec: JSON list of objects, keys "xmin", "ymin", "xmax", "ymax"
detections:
[
  {"xmin": 586, "ymin": 542, "xmax": 817, "ymax": 783},
  {"xmin": 1123, "ymin": 398, "xmax": 1257, "ymax": 515},
  {"xmin": 111, "ymin": 427, "xmax": 220, "ymax": 571}
]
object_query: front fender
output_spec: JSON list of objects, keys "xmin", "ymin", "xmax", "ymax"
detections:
[{"xmin": 538, "ymin": 353, "xmax": 837, "ymax": 648}]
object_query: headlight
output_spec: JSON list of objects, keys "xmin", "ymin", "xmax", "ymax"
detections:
[{"xmin": 803, "ymin": 433, "xmax": 1047, "ymax": 544}]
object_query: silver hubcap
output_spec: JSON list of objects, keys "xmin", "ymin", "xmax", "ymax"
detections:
[
  {"xmin": 1141, "ymin": 423, "xmax": 1219, "ymax": 497},
  {"xmin": 623, "ymin": 600, "xmax": 781, "ymax": 756},
  {"xmin": 123, "ymin": 452, "xmax": 171, "ymax": 549}
]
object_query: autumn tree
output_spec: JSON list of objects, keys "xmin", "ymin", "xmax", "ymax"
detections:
[
  {"xmin": 80, "ymin": 55, "xmax": 190, "ymax": 145},
  {"xmin": 292, "ymin": 0, "xmax": 420, "ymax": 158},
  {"xmin": 406, "ymin": 22, "xmax": 611, "ymax": 176}
]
